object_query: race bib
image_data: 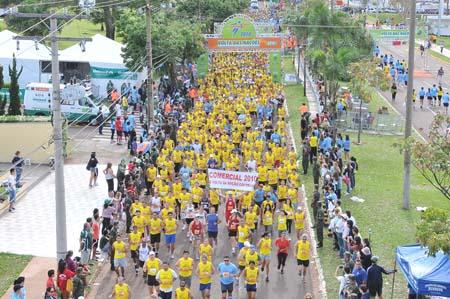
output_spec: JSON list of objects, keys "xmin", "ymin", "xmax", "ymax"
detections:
[
  {"xmin": 239, "ymin": 232, "xmax": 245, "ymax": 237},
  {"xmin": 149, "ymin": 268, "xmax": 157, "ymax": 275},
  {"xmin": 223, "ymin": 272, "xmax": 230, "ymax": 278}
]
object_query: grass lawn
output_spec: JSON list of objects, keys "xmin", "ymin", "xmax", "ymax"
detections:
[
  {"xmin": 0, "ymin": 19, "xmax": 6, "ymax": 31},
  {"xmin": 283, "ymin": 59, "xmax": 450, "ymax": 298},
  {"xmin": 435, "ymin": 35, "xmax": 450, "ymax": 49},
  {"xmin": 428, "ymin": 49, "xmax": 450, "ymax": 64},
  {"xmin": 0, "ymin": 253, "xmax": 32, "ymax": 296},
  {"xmin": 366, "ymin": 13, "xmax": 404, "ymax": 25},
  {"xmin": 59, "ymin": 19, "xmax": 105, "ymax": 49}
]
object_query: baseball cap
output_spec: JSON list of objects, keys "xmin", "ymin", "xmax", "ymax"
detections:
[
  {"xmin": 231, "ymin": 209, "xmax": 237, "ymax": 213},
  {"xmin": 149, "ymin": 251, "xmax": 156, "ymax": 256},
  {"xmin": 244, "ymin": 241, "xmax": 251, "ymax": 248}
]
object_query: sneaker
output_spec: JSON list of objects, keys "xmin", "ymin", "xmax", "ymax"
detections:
[
  {"xmin": 266, "ymin": 276, "xmax": 269, "ymax": 282},
  {"xmin": 277, "ymin": 264, "xmax": 280, "ymax": 270},
  {"xmin": 298, "ymin": 271, "xmax": 302, "ymax": 276},
  {"xmin": 281, "ymin": 269, "xmax": 284, "ymax": 274},
  {"xmin": 8, "ymin": 209, "xmax": 14, "ymax": 213},
  {"xmin": 182, "ymin": 224, "xmax": 186, "ymax": 230}
]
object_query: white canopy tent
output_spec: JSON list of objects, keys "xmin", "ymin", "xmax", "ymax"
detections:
[
  {"xmin": 0, "ymin": 30, "xmax": 51, "ymax": 87},
  {"xmin": 58, "ymin": 34, "xmax": 142, "ymax": 98}
]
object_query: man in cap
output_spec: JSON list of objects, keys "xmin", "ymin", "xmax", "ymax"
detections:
[
  {"xmin": 316, "ymin": 200, "xmax": 324, "ymax": 248},
  {"xmin": 367, "ymin": 256, "xmax": 396, "ymax": 299}
]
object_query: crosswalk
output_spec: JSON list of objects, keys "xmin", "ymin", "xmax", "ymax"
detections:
[{"xmin": 91, "ymin": 109, "xmax": 146, "ymax": 143}]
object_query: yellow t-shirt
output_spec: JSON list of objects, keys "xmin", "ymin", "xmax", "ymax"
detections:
[
  {"xmin": 175, "ymin": 287, "xmax": 190, "ymax": 299},
  {"xmin": 145, "ymin": 258, "xmax": 160, "ymax": 276},
  {"xmin": 132, "ymin": 215, "xmax": 146, "ymax": 234},
  {"xmin": 297, "ymin": 240, "xmax": 310, "ymax": 260},
  {"xmin": 150, "ymin": 218, "xmax": 162, "ymax": 235},
  {"xmin": 277, "ymin": 214, "xmax": 287, "ymax": 231},
  {"xmin": 198, "ymin": 261, "xmax": 213, "ymax": 284},
  {"xmin": 245, "ymin": 267, "xmax": 258, "ymax": 285},
  {"xmin": 245, "ymin": 211, "xmax": 257, "ymax": 229},
  {"xmin": 295, "ymin": 211, "xmax": 305, "ymax": 230},
  {"xmin": 245, "ymin": 250, "xmax": 259, "ymax": 266},
  {"xmin": 268, "ymin": 169, "xmax": 278, "ymax": 185},
  {"xmin": 114, "ymin": 283, "xmax": 129, "ymax": 299},
  {"xmin": 158, "ymin": 269, "xmax": 174, "ymax": 289},
  {"xmin": 237, "ymin": 225, "xmax": 249, "ymax": 243},
  {"xmin": 178, "ymin": 257, "xmax": 194, "ymax": 277},
  {"xmin": 129, "ymin": 231, "xmax": 141, "ymax": 251},
  {"xmin": 262, "ymin": 210, "xmax": 273, "ymax": 226},
  {"xmin": 164, "ymin": 218, "xmax": 177, "ymax": 235},
  {"xmin": 259, "ymin": 238, "xmax": 272, "ymax": 255},
  {"xmin": 146, "ymin": 167, "xmax": 157, "ymax": 182},
  {"xmin": 199, "ymin": 243, "xmax": 213, "ymax": 261},
  {"xmin": 113, "ymin": 241, "xmax": 126, "ymax": 259}
]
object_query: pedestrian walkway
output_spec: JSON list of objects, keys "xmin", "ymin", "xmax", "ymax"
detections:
[
  {"xmin": 295, "ymin": 54, "xmax": 319, "ymax": 114},
  {"xmin": 417, "ymin": 39, "xmax": 450, "ymax": 59},
  {"xmin": 0, "ymin": 164, "xmax": 108, "ymax": 257}
]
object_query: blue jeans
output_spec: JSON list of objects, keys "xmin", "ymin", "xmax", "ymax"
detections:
[
  {"xmin": 8, "ymin": 188, "xmax": 16, "ymax": 203},
  {"xmin": 337, "ymin": 232, "xmax": 345, "ymax": 258},
  {"xmin": 15, "ymin": 167, "xmax": 23, "ymax": 187}
]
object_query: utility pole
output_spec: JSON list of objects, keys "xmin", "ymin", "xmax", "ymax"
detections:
[
  {"xmin": 145, "ymin": 0, "xmax": 153, "ymax": 129},
  {"xmin": 439, "ymin": 0, "xmax": 444, "ymax": 36},
  {"xmin": 403, "ymin": 0, "xmax": 417, "ymax": 210},
  {"xmin": 11, "ymin": 11, "xmax": 91, "ymax": 259}
]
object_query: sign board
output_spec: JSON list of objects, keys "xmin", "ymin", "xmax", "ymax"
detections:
[
  {"xmin": 208, "ymin": 169, "xmax": 258, "ymax": 191},
  {"xmin": 369, "ymin": 29, "xmax": 409, "ymax": 40},
  {"xmin": 61, "ymin": 85, "xmax": 85, "ymax": 101},
  {"xmin": 269, "ymin": 51, "xmax": 281, "ymax": 83},
  {"xmin": 206, "ymin": 14, "xmax": 283, "ymax": 52},
  {"xmin": 207, "ymin": 37, "xmax": 282, "ymax": 50},
  {"xmin": 90, "ymin": 66, "xmax": 137, "ymax": 80},
  {"xmin": 196, "ymin": 53, "xmax": 209, "ymax": 78}
]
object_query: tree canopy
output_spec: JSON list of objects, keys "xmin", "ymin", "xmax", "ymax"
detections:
[{"xmin": 416, "ymin": 207, "xmax": 450, "ymax": 256}]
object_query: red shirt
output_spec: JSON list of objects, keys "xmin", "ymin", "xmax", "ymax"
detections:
[
  {"xmin": 57, "ymin": 269, "xmax": 75, "ymax": 292},
  {"xmin": 227, "ymin": 216, "xmax": 239, "ymax": 231},
  {"xmin": 190, "ymin": 221, "xmax": 203, "ymax": 236},
  {"xmin": 92, "ymin": 221, "xmax": 100, "ymax": 240},
  {"xmin": 275, "ymin": 238, "xmax": 290, "ymax": 254}
]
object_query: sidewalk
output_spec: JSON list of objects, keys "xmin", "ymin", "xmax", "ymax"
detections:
[
  {"xmin": 0, "ymin": 163, "xmax": 50, "ymax": 215},
  {"xmin": 294, "ymin": 53, "xmax": 320, "ymax": 114},
  {"xmin": 417, "ymin": 38, "xmax": 450, "ymax": 59},
  {"xmin": 1, "ymin": 257, "xmax": 55, "ymax": 299}
]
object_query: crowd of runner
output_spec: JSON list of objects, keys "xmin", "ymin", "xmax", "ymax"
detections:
[{"xmin": 38, "ymin": 51, "xmax": 318, "ymax": 299}]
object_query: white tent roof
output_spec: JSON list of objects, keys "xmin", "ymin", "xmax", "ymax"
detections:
[
  {"xmin": 0, "ymin": 30, "xmax": 51, "ymax": 60},
  {"xmin": 59, "ymin": 34, "xmax": 126, "ymax": 68}
]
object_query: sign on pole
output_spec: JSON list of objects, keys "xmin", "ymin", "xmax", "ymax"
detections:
[{"xmin": 208, "ymin": 169, "xmax": 258, "ymax": 191}]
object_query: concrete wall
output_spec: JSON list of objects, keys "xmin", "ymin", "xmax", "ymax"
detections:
[{"xmin": 0, "ymin": 122, "xmax": 54, "ymax": 164}]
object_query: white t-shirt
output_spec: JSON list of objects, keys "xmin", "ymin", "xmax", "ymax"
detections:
[
  {"xmin": 138, "ymin": 245, "xmax": 149, "ymax": 262},
  {"xmin": 151, "ymin": 196, "xmax": 161, "ymax": 213},
  {"xmin": 247, "ymin": 159, "xmax": 257, "ymax": 172},
  {"xmin": 156, "ymin": 268, "xmax": 178, "ymax": 292},
  {"xmin": 8, "ymin": 175, "xmax": 16, "ymax": 191}
]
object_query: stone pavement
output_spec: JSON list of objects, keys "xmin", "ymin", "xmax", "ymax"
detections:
[{"xmin": 0, "ymin": 164, "xmax": 111, "ymax": 257}]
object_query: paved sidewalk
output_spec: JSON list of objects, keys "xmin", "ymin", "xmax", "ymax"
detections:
[
  {"xmin": 417, "ymin": 38, "xmax": 450, "ymax": 59},
  {"xmin": 0, "ymin": 164, "xmax": 109, "ymax": 257},
  {"xmin": 294, "ymin": 54, "xmax": 320, "ymax": 114},
  {"xmin": 0, "ymin": 163, "xmax": 50, "ymax": 214},
  {"xmin": 1, "ymin": 257, "xmax": 55, "ymax": 299}
]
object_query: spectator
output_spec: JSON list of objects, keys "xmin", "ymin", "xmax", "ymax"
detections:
[
  {"xmin": 11, "ymin": 151, "xmax": 24, "ymax": 188},
  {"xmin": 367, "ymin": 256, "xmax": 396, "ymax": 298},
  {"xmin": 71, "ymin": 267, "xmax": 86, "ymax": 299}
]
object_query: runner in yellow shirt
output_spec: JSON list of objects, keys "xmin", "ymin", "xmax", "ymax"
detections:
[
  {"xmin": 128, "ymin": 225, "xmax": 142, "ymax": 275},
  {"xmin": 146, "ymin": 164, "xmax": 157, "ymax": 195},
  {"xmin": 196, "ymin": 254, "xmax": 215, "ymax": 299},
  {"xmin": 296, "ymin": 234, "xmax": 311, "ymax": 280},
  {"xmin": 243, "ymin": 261, "xmax": 259, "ymax": 299},
  {"xmin": 111, "ymin": 277, "xmax": 130, "ymax": 299},
  {"xmin": 199, "ymin": 239, "xmax": 213, "ymax": 262},
  {"xmin": 175, "ymin": 280, "xmax": 193, "ymax": 299},
  {"xmin": 149, "ymin": 212, "xmax": 162, "ymax": 255},
  {"xmin": 156, "ymin": 261, "xmax": 178, "ymax": 299},
  {"xmin": 257, "ymin": 232, "xmax": 272, "ymax": 282},
  {"xmin": 112, "ymin": 235, "xmax": 127, "ymax": 277},
  {"xmin": 176, "ymin": 250, "xmax": 194, "ymax": 287},
  {"xmin": 294, "ymin": 206, "xmax": 306, "ymax": 240},
  {"xmin": 143, "ymin": 251, "xmax": 162, "ymax": 296}
]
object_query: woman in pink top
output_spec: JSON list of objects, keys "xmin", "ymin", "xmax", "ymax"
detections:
[
  {"xmin": 91, "ymin": 214, "xmax": 100, "ymax": 260},
  {"xmin": 115, "ymin": 117, "xmax": 123, "ymax": 144}
]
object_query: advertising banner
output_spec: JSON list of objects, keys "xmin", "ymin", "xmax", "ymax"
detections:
[
  {"xmin": 369, "ymin": 29, "xmax": 409, "ymax": 40},
  {"xmin": 207, "ymin": 37, "xmax": 282, "ymax": 50},
  {"xmin": 90, "ymin": 66, "xmax": 137, "ymax": 80},
  {"xmin": 208, "ymin": 169, "xmax": 258, "ymax": 191},
  {"xmin": 269, "ymin": 51, "xmax": 281, "ymax": 83}
]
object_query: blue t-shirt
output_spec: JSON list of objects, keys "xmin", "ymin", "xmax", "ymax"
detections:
[
  {"xmin": 419, "ymin": 89, "xmax": 425, "ymax": 97},
  {"xmin": 443, "ymin": 93, "xmax": 449, "ymax": 104},
  {"xmin": 343, "ymin": 140, "xmax": 351, "ymax": 151},
  {"xmin": 218, "ymin": 262, "xmax": 238, "ymax": 285},
  {"xmin": 254, "ymin": 189, "xmax": 265, "ymax": 203},
  {"xmin": 206, "ymin": 213, "xmax": 219, "ymax": 232}
]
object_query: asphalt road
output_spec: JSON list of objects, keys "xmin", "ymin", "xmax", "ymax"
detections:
[
  {"xmin": 378, "ymin": 42, "xmax": 449, "ymax": 138},
  {"xmin": 90, "ymin": 210, "xmax": 315, "ymax": 299}
]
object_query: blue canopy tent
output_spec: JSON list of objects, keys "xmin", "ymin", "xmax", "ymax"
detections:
[{"xmin": 396, "ymin": 244, "xmax": 450, "ymax": 297}]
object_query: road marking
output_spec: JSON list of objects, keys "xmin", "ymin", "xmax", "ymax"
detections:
[{"xmin": 427, "ymin": 107, "xmax": 437, "ymax": 116}]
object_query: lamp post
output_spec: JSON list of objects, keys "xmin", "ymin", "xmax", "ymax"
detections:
[{"xmin": 298, "ymin": 44, "xmax": 307, "ymax": 97}]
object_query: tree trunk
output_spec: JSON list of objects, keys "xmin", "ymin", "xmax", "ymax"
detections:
[{"xmin": 103, "ymin": 7, "xmax": 115, "ymax": 40}]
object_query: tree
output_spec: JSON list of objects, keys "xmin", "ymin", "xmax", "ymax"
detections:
[
  {"xmin": 349, "ymin": 59, "xmax": 390, "ymax": 143},
  {"xmin": 416, "ymin": 207, "xmax": 450, "ymax": 256},
  {"xmin": 4, "ymin": 0, "xmax": 54, "ymax": 36},
  {"xmin": 0, "ymin": 65, "xmax": 3, "ymax": 89},
  {"xmin": 176, "ymin": 0, "xmax": 248, "ymax": 32},
  {"xmin": 285, "ymin": 0, "xmax": 372, "ymax": 118},
  {"xmin": 8, "ymin": 54, "xmax": 23, "ymax": 116},
  {"xmin": 117, "ymin": 10, "xmax": 205, "ymax": 87},
  {"xmin": 0, "ymin": 96, "xmax": 6, "ymax": 116},
  {"xmin": 404, "ymin": 114, "xmax": 450, "ymax": 200}
]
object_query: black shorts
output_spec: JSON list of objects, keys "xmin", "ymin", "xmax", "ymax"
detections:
[
  {"xmin": 147, "ymin": 275, "xmax": 159, "ymax": 286},
  {"xmin": 139, "ymin": 260, "xmax": 145, "ymax": 267},
  {"xmin": 297, "ymin": 259, "xmax": 309, "ymax": 267},
  {"xmin": 186, "ymin": 218, "xmax": 194, "ymax": 226},
  {"xmin": 150, "ymin": 233, "xmax": 161, "ymax": 244},
  {"xmin": 419, "ymin": 96, "xmax": 424, "ymax": 100},
  {"xmin": 444, "ymin": 102, "xmax": 449, "ymax": 107},
  {"xmin": 208, "ymin": 231, "xmax": 218, "ymax": 239},
  {"xmin": 193, "ymin": 202, "xmax": 199, "ymax": 209},
  {"xmin": 228, "ymin": 230, "xmax": 237, "ymax": 237},
  {"xmin": 369, "ymin": 285, "xmax": 382, "ymax": 297},
  {"xmin": 239, "ymin": 265, "xmax": 245, "ymax": 271},
  {"xmin": 221, "ymin": 282, "xmax": 233, "ymax": 294},
  {"xmin": 131, "ymin": 250, "xmax": 138, "ymax": 259},
  {"xmin": 246, "ymin": 284, "xmax": 257, "ymax": 292}
]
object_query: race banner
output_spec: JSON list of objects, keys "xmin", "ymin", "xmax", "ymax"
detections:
[{"xmin": 208, "ymin": 169, "xmax": 258, "ymax": 191}]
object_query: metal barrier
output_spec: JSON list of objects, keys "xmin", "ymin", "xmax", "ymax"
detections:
[{"xmin": 335, "ymin": 110, "xmax": 405, "ymax": 135}]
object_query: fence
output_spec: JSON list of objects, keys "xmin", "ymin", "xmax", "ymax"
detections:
[{"xmin": 334, "ymin": 110, "xmax": 405, "ymax": 135}]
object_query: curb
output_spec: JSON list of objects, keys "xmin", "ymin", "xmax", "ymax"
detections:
[
  {"xmin": 0, "ymin": 168, "xmax": 51, "ymax": 216},
  {"xmin": 284, "ymin": 92, "xmax": 327, "ymax": 299}
]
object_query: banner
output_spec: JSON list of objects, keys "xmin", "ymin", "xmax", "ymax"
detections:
[
  {"xmin": 369, "ymin": 29, "xmax": 409, "ymax": 41},
  {"xmin": 90, "ymin": 66, "xmax": 137, "ymax": 80},
  {"xmin": 207, "ymin": 37, "xmax": 282, "ymax": 50},
  {"xmin": 208, "ymin": 169, "xmax": 258, "ymax": 191},
  {"xmin": 269, "ymin": 51, "xmax": 281, "ymax": 83}
]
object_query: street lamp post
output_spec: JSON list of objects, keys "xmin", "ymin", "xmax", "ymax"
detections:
[{"xmin": 297, "ymin": 44, "xmax": 307, "ymax": 97}]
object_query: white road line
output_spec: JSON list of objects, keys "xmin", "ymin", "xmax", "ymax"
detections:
[{"xmin": 427, "ymin": 107, "xmax": 437, "ymax": 116}]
